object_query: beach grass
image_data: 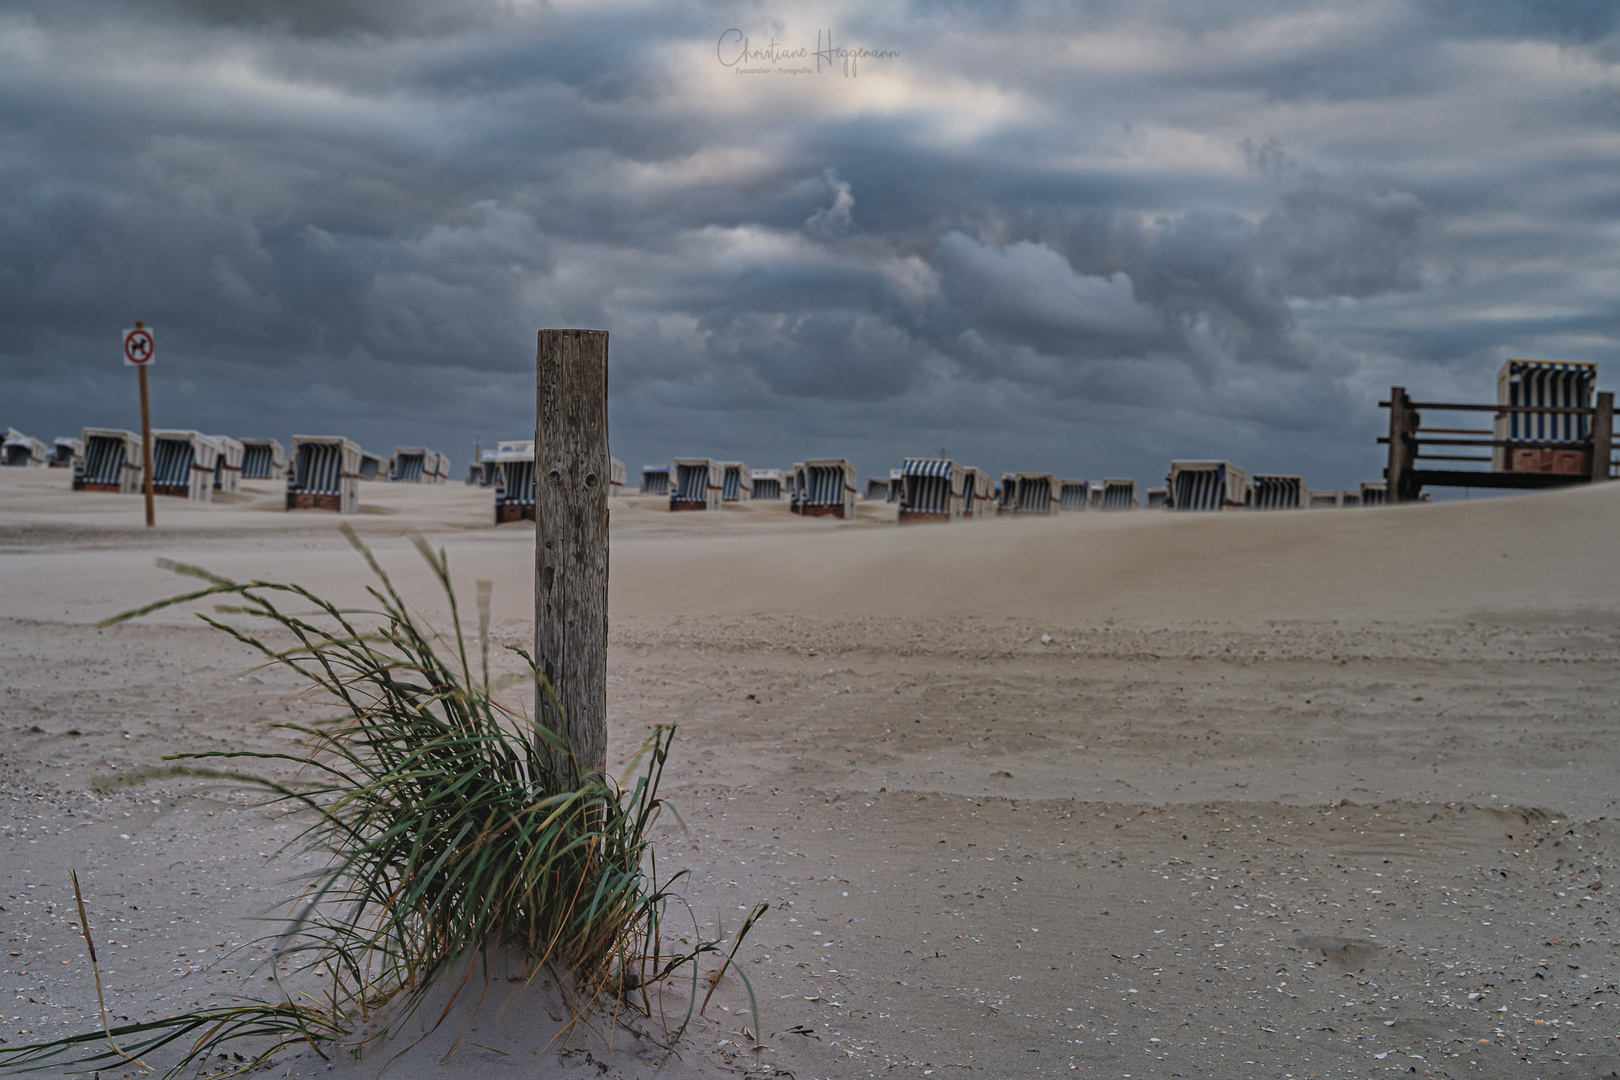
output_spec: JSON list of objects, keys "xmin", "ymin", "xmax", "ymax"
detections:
[{"xmin": 0, "ymin": 526, "xmax": 764, "ymax": 1077}]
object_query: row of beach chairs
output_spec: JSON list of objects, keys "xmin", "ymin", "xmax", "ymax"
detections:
[{"xmin": 45, "ymin": 429, "xmax": 451, "ymax": 513}]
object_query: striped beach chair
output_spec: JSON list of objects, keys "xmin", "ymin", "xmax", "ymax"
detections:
[
  {"xmin": 287, "ymin": 436, "xmax": 362, "ymax": 513},
  {"xmin": 2, "ymin": 429, "xmax": 47, "ymax": 467},
  {"xmin": 1058, "ymin": 480, "xmax": 1089, "ymax": 510},
  {"xmin": 899, "ymin": 458, "xmax": 964, "ymax": 523},
  {"xmin": 150, "ymin": 431, "xmax": 221, "ymax": 501},
  {"xmin": 211, "ymin": 436, "xmax": 244, "ymax": 493},
  {"xmin": 961, "ymin": 467, "xmax": 996, "ymax": 518},
  {"xmin": 641, "ymin": 465, "xmax": 669, "ymax": 495},
  {"xmin": 1168, "ymin": 461, "xmax": 1249, "ymax": 511},
  {"xmin": 75, "ymin": 429, "xmax": 144, "ymax": 493},
  {"xmin": 671, "ymin": 458, "xmax": 722, "ymax": 511},
  {"xmin": 754, "ymin": 469, "xmax": 784, "ymax": 500},
  {"xmin": 800, "ymin": 459, "xmax": 858, "ymax": 518},
  {"xmin": 48, "ymin": 436, "xmax": 83, "ymax": 469},
  {"xmin": 494, "ymin": 440, "xmax": 535, "ymax": 523},
  {"xmin": 1099, "ymin": 479, "xmax": 1137, "ymax": 510},
  {"xmin": 720, "ymin": 462, "xmax": 752, "ymax": 502},
  {"xmin": 240, "ymin": 439, "xmax": 286, "ymax": 480},
  {"xmin": 1009, "ymin": 473, "xmax": 1059, "ymax": 515},
  {"xmin": 1250, "ymin": 475, "xmax": 1306, "ymax": 510}
]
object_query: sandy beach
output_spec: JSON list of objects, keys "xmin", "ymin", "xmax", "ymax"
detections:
[{"xmin": 4, "ymin": 467, "xmax": 1619, "ymax": 1079}]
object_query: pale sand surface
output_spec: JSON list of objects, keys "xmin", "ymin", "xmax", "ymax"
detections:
[{"xmin": 3, "ymin": 467, "xmax": 1620, "ymax": 1078}]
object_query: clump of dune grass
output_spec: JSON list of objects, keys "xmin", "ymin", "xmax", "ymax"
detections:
[{"xmin": 0, "ymin": 526, "xmax": 765, "ymax": 1077}]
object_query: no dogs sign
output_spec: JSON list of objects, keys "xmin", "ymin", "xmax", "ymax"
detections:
[{"xmin": 123, "ymin": 326, "xmax": 155, "ymax": 366}]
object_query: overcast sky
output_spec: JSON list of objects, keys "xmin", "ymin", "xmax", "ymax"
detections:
[{"xmin": 4, "ymin": 0, "xmax": 1618, "ymax": 490}]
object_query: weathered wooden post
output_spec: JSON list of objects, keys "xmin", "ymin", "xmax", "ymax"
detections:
[
  {"xmin": 1384, "ymin": 386, "xmax": 1418, "ymax": 504},
  {"xmin": 1590, "ymin": 391, "xmax": 1614, "ymax": 484},
  {"xmin": 535, "ymin": 329, "xmax": 609, "ymax": 783}
]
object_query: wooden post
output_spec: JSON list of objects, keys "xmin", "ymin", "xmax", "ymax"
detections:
[
  {"xmin": 1590, "ymin": 391, "xmax": 1613, "ymax": 483},
  {"xmin": 535, "ymin": 329, "xmax": 609, "ymax": 783},
  {"xmin": 136, "ymin": 321, "xmax": 155, "ymax": 528},
  {"xmin": 1385, "ymin": 386, "xmax": 1407, "ymax": 504}
]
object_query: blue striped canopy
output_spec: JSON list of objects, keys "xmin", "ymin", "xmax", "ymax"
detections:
[
  {"xmin": 1502, "ymin": 361, "xmax": 1593, "ymax": 444},
  {"xmin": 903, "ymin": 458, "xmax": 953, "ymax": 477},
  {"xmin": 497, "ymin": 460, "xmax": 536, "ymax": 505},
  {"xmin": 83, "ymin": 434, "xmax": 127, "ymax": 485},
  {"xmin": 152, "ymin": 437, "xmax": 195, "ymax": 486},
  {"xmin": 1172, "ymin": 466, "xmax": 1226, "ymax": 511},
  {"xmin": 674, "ymin": 462, "xmax": 710, "ymax": 501},
  {"xmin": 242, "ymin": 443, "xmax": 275, "ymax": 479},
  {"xmin": 804, "ymin": 463, "xmax": 848, "ymax": 505},
  {"xmin": 294, "ymin": 442, "xmax": 344, "ymax": 494}
]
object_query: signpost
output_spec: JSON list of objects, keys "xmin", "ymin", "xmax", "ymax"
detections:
[{"xmin": 123, "ymin": 323, "xmax": 156, "ymax": 527}]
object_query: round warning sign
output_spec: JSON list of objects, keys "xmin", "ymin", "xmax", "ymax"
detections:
[{"xmin": 123, "ymin": 327, "xmax": 155, "ymax": 367}]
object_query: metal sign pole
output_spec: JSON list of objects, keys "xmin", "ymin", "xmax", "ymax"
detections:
[
  {"xmin": 125, "ymin": 319, "xmax": 156, "ymax": 527},
  {"xmin": 139, "ymin": 362, "xmax": 154, "ymax": 527}
]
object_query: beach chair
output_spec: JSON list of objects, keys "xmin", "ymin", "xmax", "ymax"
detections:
[
  {"xmin": 211, "ymin": 436, "xmax": 244, "ymax": 493},
  {"xmin": 1250, "ymin": 474, "xmax": 1307, "ymax": 510},
  {"xmin": 754, "ymin": 469, "xmax": 784, "ymax": 500},
  {"xmin": 48, "ymin": 436, "xmax": 83, "ymax": 469},
  {"xmin": 1009, "ymin": 473, "xmax": 1059, "ymax": 514},
  {"xmin": 240, "ymin": 439, "xmax": 286, "ymax": 480},
  {"xmin": 671, "ymin": 458, "xmax": 722, "ymax": 511},
  {"xmin": 1058, "ymin": 480, "xmax": 1089, "ymax": 510},
  {"xmin": 494, "ymin": 440, "xmax": 535, "ymax": 523},
  {"xmin": 962, "ymin": 467, "xmax": 996, "ymax": 518},
  {"xmin": 1494, "ymin": 359, "xmax": 1597, "ymax": 474},
  {"xmin": 800, "ymin": 459, "xmax": 858, "ymax": 518},
  {"xmin": 899, "ymin": 458, "xmax": 964, "ymax": 523},
  {"xmin": 75, "ymin": 429, "xmax": 144, "ymax": 493},
  {"xmin": 150, "ymin": 430, "xmax": 222, "ymax": 501},
  {"xmin": 1099, "ymin": 479, "xmax": 1137, "ymax": 510},
  {"xmin": 720, "ymin": 462, "xmax": 752, "ymax": 502},
  {"xmin": 287, "ymin": 436, "xmax": 362, "ymax": 513},
  {"xmin": 2, "ymin": 429, "xmax": 47, "ymax": 467},
  {"xmin": 1167, "ymin": 461, "xmax": 1249, "ymax": 510}
]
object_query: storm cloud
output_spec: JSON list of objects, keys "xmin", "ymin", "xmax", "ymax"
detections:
[{"xmin": 2, "ymin": 0, "xmax": 1617, "ymax": 490}]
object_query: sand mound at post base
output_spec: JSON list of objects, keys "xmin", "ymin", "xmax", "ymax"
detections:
[{"xmin": 262, "ymin": 947, "xmax": 748, "ymax": 1080}]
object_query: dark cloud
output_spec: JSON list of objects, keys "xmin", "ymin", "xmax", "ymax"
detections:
[
  {"xmin": 932, "ymin": 232, "xmax": 1173, "ymax": 360},
  {"xmin": 2, "ymin": 0, "xmax": 1618, "ymax": 494},
  {"xmin": 1423, "ymin": 0, "xmax": 1620, "ymax": 43},
  {"xmin": 133, "ymin": 0, "xmax": 499, "ymax": 38},
  {"xmin": 1256, "ymin": 175, "xmax": 1427, "ymax": 301}
]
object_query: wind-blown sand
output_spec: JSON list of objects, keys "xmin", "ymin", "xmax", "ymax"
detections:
[{"xmin": 3, "ymin": 467, "xmax": 1619, "ymax": 1078}]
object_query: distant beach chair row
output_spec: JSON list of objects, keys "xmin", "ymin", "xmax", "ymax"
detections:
[
  {"xmin": 68, "ymin": 428, "xmax": 242, "ymax": 501},
  {"xmin": 62, "ymin": 429, "xmax": 458, "ymax": 513},
  {"xmin": 1163, "ymin": 460, "xmax": 1386, "ymax": 510},
  {"xmin": 638, "ymin": 458, "xmax": 861, "ymax": 518}
]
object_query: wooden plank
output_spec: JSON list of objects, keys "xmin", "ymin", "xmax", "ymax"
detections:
[
  {"xmin": 1410, "ymin": 469, "xmax": 1588, "ymax": 490},
  {"xmin": 1382, "ymin": 436, "xmax": 1603, "ymax": 449},
  {"xmin": 534, "ymin": 329, "xmax": 609, "ymax": 782},
  {"xmin": 1387, "ymin": 402, "xmax": 1596, "ymax": 415},
  {"xmin": 1591, "ymin": 391, "xmax": 1614, "ymax": 483},
  {"xmin": 1385, "ymin": 386, "xmax": 1418, "ymax": 504}
]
